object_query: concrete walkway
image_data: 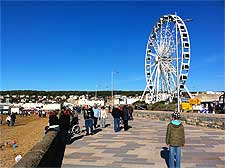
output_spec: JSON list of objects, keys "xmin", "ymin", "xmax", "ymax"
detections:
[{"xmin": 62, "ymin": 115, "xmax": 225, "ymax": 168}]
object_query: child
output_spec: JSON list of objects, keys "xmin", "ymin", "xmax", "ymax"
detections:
[
  {"xmin": 166, "ymin": 111, "xmax": 185, "ymax": 168},
  {"xmin": 100, "ymin": 106, "xmax": 107, "ymax": 128}
]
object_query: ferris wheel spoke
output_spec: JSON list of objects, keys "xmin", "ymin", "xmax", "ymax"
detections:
[
  {"xmin": 163, "ymin": 63, "xmax": 177, "ymax": 90},
  {"xmin": 163, "ymin": 20, "xmax": 170, "ymax": 47},
  {"xmin": 160, "ymin": 67, "xmax": 171, "ymax": 95},
  {"xmin": 159, "ymin": 21, "xmax": 165, "ymax": 46},
  {"xmin": 152, "ymin": 40, "xmax": 160, "ymax": 56},
  {"xmin": 164, "ymin": 76, "xmax": 171, "ymax": 95},
  {"xmin": 150, "ymin": 63, "xmax": 158, "ymax": 79},
  {"xmin": 168, "ymin": 72, "xmax": 177, "ymax": 91},
  {"xmin": 152, "ymin": 65, "xmax": 159, "ymax": 93},
  {"xmin": 166, "ymin": 24, "xmax": 176, "ymax": 50},
  {"xmin": 164, "ymin": 74, "xmax": 173, "ymax": 99},
  {"xmin": 166, "ymin": 34, "xmax": 175, "ymax": 54},
  {"xmin": 149, "ymin": 62, "xmax": 156, "ymax": 68},
  {"xmin": 163, "ymin": 45, "xmax": 174, "ymax": 57},
  {"xmin": 161, "ymin": 64, "xmax": 172, "ymax": 94},
  {"xmin": 156, "ymin": 67, "xmax": 161, "ymax": 100},
  {"xmin": 162, "ymin": 62, "xmax": 176, "ymax": 74},
  {"xmin": 147, "ymin": 63, "xmax": 158, "ymax": 87},
  {"xmin": 148, "ymin": 52, "xmax": 157, "ymax": 58},
  {"xmin": 166, "ymin": 62, "xmax": 177, "ymax": 73}
]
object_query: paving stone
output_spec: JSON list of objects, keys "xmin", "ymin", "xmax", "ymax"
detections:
[{"xmin": 62, "ymin": 115, "xmax": 225, "ymax": 168}]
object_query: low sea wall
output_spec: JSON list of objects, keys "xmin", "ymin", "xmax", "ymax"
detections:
[
  {"xmin": 133, "ymin": 110, "xmax": 225, "ymax": 130},
  {"xmin": 13, "ymin": 130, "xmax": 66, "ymax": 168}
]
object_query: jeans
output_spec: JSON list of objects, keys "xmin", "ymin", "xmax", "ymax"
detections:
[
  {"xmin": 114, "ymin": 118, "xmax": 120, "ymax": 132},
  {"xmin": 93, "ymin": 117, "xmax": 98, "ymax": 128},
  {"xmin": 123, "ymin": 120, "xmax": 128, "ymax": 131},
  {"xmin": 169, "ymin": 146, "xmax": 181, "ymax": 168},
  {"xmin": 100, "ymin": 118, "xmax": 106, "ymax": 128},
  {"xmin": 85, "ymin": 119, "xmax": 93, "ymax": 134}
]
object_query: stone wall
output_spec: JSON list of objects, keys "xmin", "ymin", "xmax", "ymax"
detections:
[
  {"xmin": 133, "ymin": 110, "xmax": 225, "ymax": 130},
  {"xmin": 13, "ymin": 130, "xmax": 66, "ymax": 168}
]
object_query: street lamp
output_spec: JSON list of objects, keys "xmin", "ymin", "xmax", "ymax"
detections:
[
  {"xmin": 95, "ymin": 84, "xmax": 99, "ymax": 100},
  {"xmin": 175, "ymin": 12, "xmax": 180, "ymax": 113},
  {"xmin": 111, "ymin": 71, "xmax": 119, "ymax": 107}
]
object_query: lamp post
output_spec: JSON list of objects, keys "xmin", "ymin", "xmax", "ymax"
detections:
[
  {"xmin": 95, "ymin": 84, "xmax": 99, "ymax": 100},
  {"xmin": 175, "ymin": 12, "xmax": 180, "ymax": 113},
  {"xmin": 111, "ymin": 71, "xmax": 119, "ymax": 107}
]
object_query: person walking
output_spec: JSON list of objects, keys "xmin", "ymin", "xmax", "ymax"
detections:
[
  {"xmin": 11, "ymin": 112, "xmax": 16, "ymax": 126},
  {"xmin": 128, "ymin": 105, "xmax": 134, "ymax": 120},
  {"xmin": 100, "ymin": 106, "xmax": 107, "ymax": 128},
  {"xmin": 83, "ymin": 105, "xmax": 94, "ymax": 135},
  {"xmin": 59, "ymin": 108, "xmax": 71, "ymax": 142},
  {"xmin": 6, "ymin": 115, "xmax": 11, "ymax": 126},
  {"xmin": 122, "ymin": 105, "xmax": 129, "ymax": 131},
  {"xmin": 49, "ymin": 111, "xmax": 59, "ymax": 126},
  {"xmin": 93, "ymin": 104, "xmax": 100, "ymax": 129},
  {"xmin": 111, "ymin": 105, "xmax": 121, "ymax": 132},
  {"xmin": 166, "ymin": 111, "xmax": 185, "ymax": 168}
]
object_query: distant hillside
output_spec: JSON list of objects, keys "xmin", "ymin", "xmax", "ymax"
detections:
[{"xmin": 0, "ymin": 90, "xmax": 143, "ymax": 97}]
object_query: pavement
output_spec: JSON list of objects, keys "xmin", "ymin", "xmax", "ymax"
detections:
[{"xmin": 62, "ymin": 115, "xmax": 225, "ymax": 168}]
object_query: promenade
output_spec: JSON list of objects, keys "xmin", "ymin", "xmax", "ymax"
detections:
[{"xmin": 62, "ymin": 115, "xmax": 225, "ymax": 168}]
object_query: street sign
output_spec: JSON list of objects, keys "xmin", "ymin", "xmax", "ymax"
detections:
[
  {"xmin": 189, "ymin": 98, "xmax": 200, "ymax": 105},
  {"xmin": 181, "ymin": 102, "xmax": 192, "ymax": 110}
]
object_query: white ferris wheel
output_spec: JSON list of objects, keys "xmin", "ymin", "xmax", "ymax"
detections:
[{"xmin": 141, "ymin": 14, "xmax": 192, "ymax": 103}]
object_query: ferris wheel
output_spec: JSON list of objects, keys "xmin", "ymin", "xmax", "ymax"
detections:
[{"xmin": 141, "ymin": 14, "xmax": 192, "ymax": 103}]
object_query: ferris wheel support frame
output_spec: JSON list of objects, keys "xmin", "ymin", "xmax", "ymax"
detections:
[{"xmin": 175, "ymin": 12, "xmax": 180, "ymax": 112}]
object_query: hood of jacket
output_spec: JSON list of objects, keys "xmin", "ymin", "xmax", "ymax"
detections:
[{"xmin": 170, "ymin": 120, "xmax": 182, "ymax": 128}]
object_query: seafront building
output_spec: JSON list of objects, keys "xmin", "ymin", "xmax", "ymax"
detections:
[{"xmin": 0, "ymin": 91, "xmax": 224, "ymax": 114}]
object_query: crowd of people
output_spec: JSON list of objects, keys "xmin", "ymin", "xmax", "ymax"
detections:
[
  {"xmin": 44, "ymin": 104, "xmax": 134, "ymax": 137},
  {"xmin": 1, "ymin": 103, "xmax": 186, "ymax": 168},
  {"xmin": 3, "ymin": 109, "xmax": 34, "ymax": 126},
  {"xmin": 43, "ymin": 105, "xmax": 186, "ymax": 168},
  {"xmin": 111, "ymin": 105, "xmax": 133, "ymax": 132}
]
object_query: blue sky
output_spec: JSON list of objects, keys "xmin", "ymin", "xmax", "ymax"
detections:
[{"xmin": 1, "ymin": 1, "xmax": 224, "ymax": 91}]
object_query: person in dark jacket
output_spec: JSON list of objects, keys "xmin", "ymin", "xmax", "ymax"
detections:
[
  {"xmin": 70, "ymin": 111, "xmax": 79, "ymax": 127},
  {"xmin": 122, "ymin": 105, "xmax": 129, "ymax": 131},
  {"xmin": 83, "ymin": 105, "xmax": 94, "ymax": 135},
  {"xmin": 59, "ymin": 108, "xmax": 71, "ymax": 143},
  {"xmin": 111, "ymin": 106, "xmax": 121, "ymax": 132},
  {"xmin": 59, "ymin": 109, "xmax": 70, "ymax": 133},
  {"xmin": 49, "ymin": 111, "xmax": 59, "ymax": 126},
  {"xmin": 128, "ymin": 105, "xmax": 134, "ymax": 120},
  {"xmin": 11, "ymin": 112, "xmax": 16, "ymax": 126},
  {"xmin": 166, "ymin": 111, "xmax": 185, "ymax": 168}
]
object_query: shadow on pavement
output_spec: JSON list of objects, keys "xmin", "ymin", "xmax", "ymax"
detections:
[
  {"xmin": 160, "ymin": 147, "xmax": 169, "ymax": 168},
  {"xmin": 105, "ymin": 123, "xmax": 111, "ymax": 128},
  {"xmin": 66, "ymin": 134, "xmax": 84, "ymax": 145},
  {"xmin": 120, "ymin": 126, "xmax": 124, "ymax": 130},
  {"xmin": 93, "ymin": 128, "xmax": 102, "ymax": 135}
]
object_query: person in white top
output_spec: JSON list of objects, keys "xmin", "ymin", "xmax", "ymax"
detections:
[
  {"xmin": 6, "ymin": 115, "xmax": 11, "ymax": 126},
  {"xmin": 100, "ymin": 106, "xmax": 107, "ymax": 128}
]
